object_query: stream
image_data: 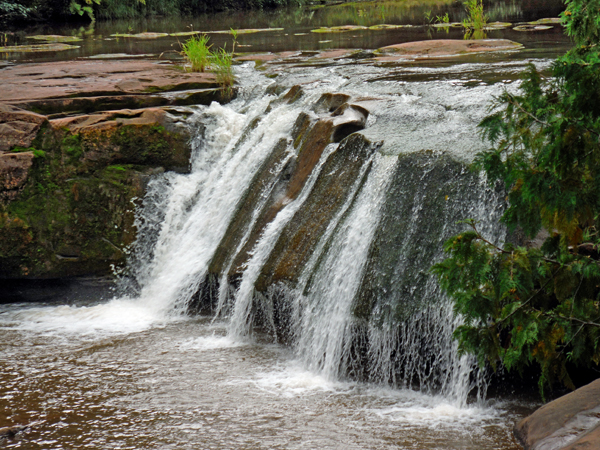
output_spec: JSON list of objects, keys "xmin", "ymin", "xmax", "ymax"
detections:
[{"xmin": 0, "ymin": 0, "xmax": 568, "ymax": 448}]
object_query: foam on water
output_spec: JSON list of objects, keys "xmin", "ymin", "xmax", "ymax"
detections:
[
  {"xmin": 251, "ymin": 361, "xmax": 352, "ymax": 398},
  {"xmin": 178, "ymin": 334, "xmax": 247, "ymax": 351},
  {"xmin": 0, "ymin": 298, "xmax": 175, "ymax": 335}
]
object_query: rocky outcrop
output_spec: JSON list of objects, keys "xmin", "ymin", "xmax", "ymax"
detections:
[
  {"xmin": 0, "ymin": 104, "xmax": 192, "ymax": 279},
  {"xmin": 0, "ymin": 104, "xmax": 47, "ymax": 152},
  {"xmin": 0, "ymin": 60, "xmax": 232, "ymax": 117},
  {"xmin": 515, "ymin": 379, "xmax": 600, "ymax": 450},
  {"xmin": 376, "ymin": 39, "xmax": 523, "ymax": 61}
]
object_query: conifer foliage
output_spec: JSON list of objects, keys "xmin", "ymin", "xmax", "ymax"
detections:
[{"xmin": 432, "ymin": 0, "xmax": 600, "ymax": 396}]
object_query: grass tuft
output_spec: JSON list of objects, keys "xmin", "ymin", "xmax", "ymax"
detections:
[{"xmin": 181, "ymin": 34, "xmax": 212, "ymax": 72}]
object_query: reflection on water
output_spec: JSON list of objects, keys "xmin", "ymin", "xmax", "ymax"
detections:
[
  {"xmin": 2, "ymin": 0, "xmax": 567, "ymax": 63},
  {"xmin": 0, "ymin": 303, "xmax": 534, "ymax": 449}
]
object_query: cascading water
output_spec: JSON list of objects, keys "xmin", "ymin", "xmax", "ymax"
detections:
[
  {"xmin": 1, "ymin": 58, "xmax": 548, "ymax": 449},
  {"xmin": 118, "ymin": 61, "xmax": 512, "ymax": 409}
]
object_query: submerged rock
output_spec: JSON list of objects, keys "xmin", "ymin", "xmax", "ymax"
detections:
[{"xmin": 514, "ymin": 379, "xmax": 600, "ymax": 450}]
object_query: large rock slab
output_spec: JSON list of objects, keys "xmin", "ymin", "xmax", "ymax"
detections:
[
  {"xmin": 515, "ymin": 379, "xmax": 600, "ymax": 450},
  {"xmin": 376, "ymin": 39, "xmax": 522, "ymax": 60},
  {"xmin": 0, "ymin": 60, "xmax": 230, "ymax": 116}
]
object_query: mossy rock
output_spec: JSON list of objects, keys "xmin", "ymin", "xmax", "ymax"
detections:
[
  {"xmin": 311, "ymin": 25, "xmax": 368, "ymax": 33},
  {"xmin": 206, "ymin": 28, "xmax": 284, "ymax": 34},
  {"xmin": 484, "ymin": 22, "xmax": 512, "ymax": 30},
  {"xmin": 111, "ymin": 32, "xmax": 169, "ymax": 39},
  {"xmin": 169, "ymin": 31, "xmax": 202, "ymax": 37},
  {"xmin": 28, "ymin": 35, "xmax": 83, "ymax": 43},
  {"xmin": 513, "ymin": 24, "xmax": 553, "ymax": 31},
  {"xmin": 368, "ymin": 24, "xmax": 411, "ymax": 30},
  {"xmin": 0, "ymin": 109, "xmax": 192, "ymax": 278},
  {"xmin": 432, "ymin": 22, "xmax": 461, "ymax": 28},
  {"xmin": 529, "ymin": 18, "xmax": 562, "ymax": 25},
  {"xmin": 0, "ymin": 43, "xmax": 80, "ymax": 53}
]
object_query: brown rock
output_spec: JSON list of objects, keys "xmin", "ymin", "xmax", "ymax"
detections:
[
  {"xmin": 514, "ymin": 379, "xmax": 600, "ymax": 450},
  {"xmin": 377, "ymin": 39, "xmax": 523, "ymax": 60},
  {"xmin": 0, "ymin": 152, "xmax": 35, "ymax": 201},
  {"xmin": 0, "ymin": 60, "xmax": 228, "ymax": 116},
  {"xmin": 0, "ymin": 104, "xmax": 47, "ymax": 152}
]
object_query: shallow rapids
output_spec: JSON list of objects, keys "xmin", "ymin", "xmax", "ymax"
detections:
[{"xmin": 0, "ymin": 308, "xmax": 531, "ymax": 449}]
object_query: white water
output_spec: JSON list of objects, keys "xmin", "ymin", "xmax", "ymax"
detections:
[
  {"xmin": 293, "ymin": 153, "xmax": 395, "ymax": 379},
  {"xmin": 0, "ymin": 61, "xmax": 540, "ymax": 448}
]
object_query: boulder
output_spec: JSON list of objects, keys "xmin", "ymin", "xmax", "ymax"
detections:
[
  {"xmin": 376, "ymin": 39, "xmax": 523, "ymax": 61},
  {"xmin": 514, "ymin": 378, "xmax": 600, "ymax": 450}
]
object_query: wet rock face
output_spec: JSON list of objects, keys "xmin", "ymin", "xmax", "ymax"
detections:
[
  {"xmin": 205, "ymin": 88, "xmax": 370, "ymax": 294},
  {"xmin": 0, "ymin": 104, "xmax": 47, "ymax": 152},
  {"xmin": 355, "ymin": 151, "xmax": 495, "ymax": 322},
  {"xmin": 0, "ymin": 152, "xmax": 34, "ymax": 203},
  {"xmin": 514, "ymin": 379, "xmax": 600, "ymax": 450},
  {"xmin": 0, "ymin": 105, "xmax": 192, "ymax": 279}
]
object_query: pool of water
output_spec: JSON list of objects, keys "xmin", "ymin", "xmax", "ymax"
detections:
[{"xmin": 0, "ymin": 300, "xmax": 537, "ymax": 449}]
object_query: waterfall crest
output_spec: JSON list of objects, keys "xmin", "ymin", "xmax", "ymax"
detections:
[{"xmin": 124, "ymin": 64, "xmax": 508, "ymax": 406}]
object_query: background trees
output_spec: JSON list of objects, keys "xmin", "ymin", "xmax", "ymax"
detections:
[{"xmin": 433, "ymin": 0, "xmax": 600, "ymax": 397}]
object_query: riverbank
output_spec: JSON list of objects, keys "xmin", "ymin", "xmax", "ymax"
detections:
[{"xmin": 1, "ymin": 0, "xmax": 309, "ymax": 27}]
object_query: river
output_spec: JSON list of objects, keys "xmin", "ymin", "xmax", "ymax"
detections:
[{"xmin": 0, "ymin": 0, "xmax": 568, "ymax": 448}]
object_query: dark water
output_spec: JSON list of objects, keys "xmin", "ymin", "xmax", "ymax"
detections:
[{"xmin": 2, "ymin": 0, "xmax": 569, "ymax": 63}]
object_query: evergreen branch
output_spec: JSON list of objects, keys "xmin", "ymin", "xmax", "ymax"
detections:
[
  {"xmin": 545, "ymin": 312, "xmax": 600, "ymax": 328},
  {"xmin": 466, "ymin": 220, "xmax": 511, "ymax": 254},
  {"xmin": 496, "ymin": 268, "xmax": 561, "ymax": 325},
  {"xmin": 505, "ymin": 94, "xmax": 549, "ymax": 127}
]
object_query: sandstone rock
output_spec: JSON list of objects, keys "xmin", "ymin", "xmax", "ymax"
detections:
[
  {"xmin": 0, "ymin": 152, "xmax": 34, "ymax": 193},
  {"xmin": 0, "ymin": 60, "xmax": 231, "ymax": 116},
  {"xmin": 514, "ymin": 379, "xmax": 600, "ymax": 450},
  {"xmin": 0, "ymin": 104, "xmax": 47, "ymax": 152},
  {"xmin": 376, "ymin": 39, "xmax": 523, "ymax": 61}
]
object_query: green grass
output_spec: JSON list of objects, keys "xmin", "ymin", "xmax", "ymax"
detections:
[
  {"xmin": 181, "ymin": 34, "xmax": 212, "ymax": 73},
  {"xmin": 462, "ymin": 0, "xmax": 487, "ymax": 39},
  {"xmin": 211, "ymin": 46, "xmax": 235, "ymax": 96}
]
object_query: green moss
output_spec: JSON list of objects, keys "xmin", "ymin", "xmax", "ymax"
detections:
[{"xmin": 0, "ymin": 118, "xmax": 190, "ymax": 278}]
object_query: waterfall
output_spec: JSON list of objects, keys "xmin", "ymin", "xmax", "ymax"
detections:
[{"xmin": 121, "ymin": 63, "xmax": 509, "ymax": 407}]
